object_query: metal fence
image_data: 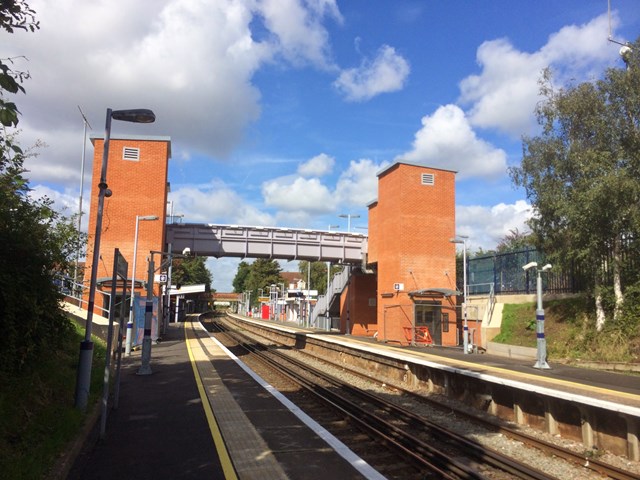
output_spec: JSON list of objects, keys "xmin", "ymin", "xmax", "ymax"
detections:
[{"xmin": 467, "ymin": 248, "xmax": 584, "ymax": 295}]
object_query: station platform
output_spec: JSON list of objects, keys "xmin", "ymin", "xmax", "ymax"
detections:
[
  {"xmin": 65, "ymin": 316, "xmax": 382, "ymax": 480},
  {"xmin": 235, "ymin": 314, "xmax": 640, "ymax": 406}
]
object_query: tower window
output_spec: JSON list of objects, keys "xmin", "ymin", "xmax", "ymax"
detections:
[{"xmin": 123, "ymin": 147, "xmax": 140, "ymax": 161}]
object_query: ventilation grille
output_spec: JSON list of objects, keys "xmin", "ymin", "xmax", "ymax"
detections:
[
  {"xmin": 421, "ymin": 173, "xmax": 435, "ymax": 186},
  {"xmin": 122, "ymin": 147, "xmax": 140, "ymax": 161}
]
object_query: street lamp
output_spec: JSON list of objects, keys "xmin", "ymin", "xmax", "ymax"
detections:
[
  {"xmin": 450, "ymin": 236, "xmax": 469, "ymax": 354},
  {"xmin": 125, "ymin": 215, "xmax": 159, "ymax": 356},
  {"xmin": 327, "ymin": 224, "xmax": 339, "ymax": 296},
  {"xmin": 523, "ymin": 262, "xmax": 552, "ymax": 369},
  {"xmin": 73, "ymin": 106, "xmax": 91, "ymax": 295},
  {"xmin": 339, "ymin": 213, "xmax": 360, "ymax": 233},
  {"xmin": 74, "ymin": 108, "xmax": 156, "ymax": 410}
]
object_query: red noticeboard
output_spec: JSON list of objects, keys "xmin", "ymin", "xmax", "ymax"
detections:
[{"xmin": 261, "ymin": 304, "xmax": 270, "ymax": 320}]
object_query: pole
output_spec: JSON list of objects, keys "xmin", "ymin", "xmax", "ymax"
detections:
[
  {"xmin": 74, "ymin": 108, "xmax": 113, "ymax": 410},
  {"xmin": 462, "ymin": 239, "xmax": 469, "ymax": 354},
  {"xmin": 126, "ymin": 216, "xmax": 141, "ymax": 356},
  {"xmin": 165, "ymin": 244, "xmax": 173, "ymax": 330},
  {"xmin": 73, "ymin": 107, "xmax": 90, "ymax": 296},
  {"xmin": 534, "ymin": 269, "xmax": 551, "ymax": 369},
  {"xmin": 138, "ymin": 255, "xmax": 155, "ymax": 375}
]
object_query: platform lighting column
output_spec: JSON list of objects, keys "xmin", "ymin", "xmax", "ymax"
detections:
[
  {"xmin": 74, "ymin": 108, "xmax": 156, "ymax": 410},
  {"xmin": 450, "ymin": 236, "xmax": 469, "ymax": 354},
  {"xmin": 339, "ymin": 213, "xmax": 360, "ymax": 233},
  {"xmin": 523, "ymin": 262, "xmax": 552, "ymax": 369},
  {"xmin": 126, "ymin": 215, "xmax": 158, "ymax": 356},
  {"xmin": 73, "ymin": 106, "xmax": 91, "ymax": 296}
]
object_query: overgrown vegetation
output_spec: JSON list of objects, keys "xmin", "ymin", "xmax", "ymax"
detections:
[
  {"xmin": 0, "ymin": 0, "xmax": 84, "ymax": 376},
  {"xmin": 0, "ymin": 322, "xmax": 106, "ymax": 479},
  {"xmin": 493, "ymin": 295, "xmax": 640, "ymax": 363},
  {"xmin": 510, "ymin": 38, "xmax": 640, "ymax": 331}
]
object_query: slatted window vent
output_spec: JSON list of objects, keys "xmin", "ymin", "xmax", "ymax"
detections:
[
  {"xmin": 123, "ymin": 147, "xmax": 140, "ymax": 161},
  {"xmin": 421, "ymin": 173, "xmax": 435, "ymax": 186}
]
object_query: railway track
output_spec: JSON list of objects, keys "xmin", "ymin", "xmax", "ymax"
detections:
[
  {"xmin": 214, "ymin": 315, "xmax": 638, "ymax": 480},
  {"xmin": 208, "ymin": 319, "xmax": 567, "ymax": 480}
]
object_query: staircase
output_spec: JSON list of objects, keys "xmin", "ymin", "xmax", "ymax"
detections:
[{"xmin": 310, "ymin": 267, "xmax": 351, "ymax": 329}]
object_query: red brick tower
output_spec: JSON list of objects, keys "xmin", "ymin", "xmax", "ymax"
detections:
[
  {"xmin": 84, "ymin": 134, "xmax": 171, "ymax": 314},
  {"xmin": 366, "ymin": 162, "xmax": 458, "ymax": 345}
]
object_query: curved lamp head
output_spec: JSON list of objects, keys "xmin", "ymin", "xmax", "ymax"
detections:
[
  {"xmin": 112, "ymin": 109, "xmax": 156, "ymax": 123},
  {"xmin": 522, "ymin": 261, "xmax": 538, "ymax": 271},
  {"xmin": 542, "ymin": 264, "xmax": 552, "ymax": 271}
]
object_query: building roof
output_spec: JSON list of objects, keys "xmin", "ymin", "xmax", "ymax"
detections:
[
  {"xmin": 376, "ymin": 160, "xmax": 457, "ymax": 178},
  {"xmin": 90, "ymin": 133, "xmax": 172, "ymax": 158}
]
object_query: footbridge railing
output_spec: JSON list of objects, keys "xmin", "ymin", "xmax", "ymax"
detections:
[
  {"xmin": 310, "ymin": 266, "xmax": 352, "ymax": 328},
  {"xmin": 166, "ymin": 224, "xmax": 367, "ymax": 264}
]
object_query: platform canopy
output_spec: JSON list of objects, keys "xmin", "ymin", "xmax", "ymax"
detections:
[{"xmin": 408, "ymin": 288, "xmax": 460, "ymax": 298}]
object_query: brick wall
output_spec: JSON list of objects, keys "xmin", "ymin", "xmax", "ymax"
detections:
[
  {"xmin": 370, "ymin": 162, "xmax": 458, "ymax": 345},
  {"xmin": 84, "ymin": 136, "xmax": 170, "ymax": 313}
]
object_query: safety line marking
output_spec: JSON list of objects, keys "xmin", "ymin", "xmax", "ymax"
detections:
[
  {"xmin": 195, "ymin": 321, "xmax": 386, "ymax": 480},
  {"xmin": 322, "ymin": 335, "xmax": 640, "ymax": 404},
  {"xmin": 184, "ymin": 321, "xmax": 238, "ymax": 480}
]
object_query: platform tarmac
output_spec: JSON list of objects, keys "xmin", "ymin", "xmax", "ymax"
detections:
[{"xmin": 65, "ymin": 317, "xmax": 379, "ymax": 480}]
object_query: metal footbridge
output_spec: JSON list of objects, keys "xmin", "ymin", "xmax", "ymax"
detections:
[{"xmin": 166, "ymin": 223, "xmax": 367, "ymax": 264}]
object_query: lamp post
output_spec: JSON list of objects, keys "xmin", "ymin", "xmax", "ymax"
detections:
[
  {"xmin": 74, "ymin": 108, "xmax": 156, "ymax": 410},
  {"xmin": 73, "ymin": 106, "xmax": 91, "ymax": 295},
  {"xmin": 523, "ymin": 262, "xmax": 552, "ymax": 369},
  {"xmin": 339, "ymin": 213, "xmax": 360, "ymax": 233},
  {"xmin": 327, "ymin": 224, "xmax": 339, "ymax": 297},
  {"xmin": 126, "ymin": 215, "xmax": 159, "ymax": 356},
  {"xmin": 450, "ymin": 236, "xmax": 469, "ymax": 354}
]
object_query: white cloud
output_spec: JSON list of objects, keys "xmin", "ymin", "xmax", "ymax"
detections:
[
  {"xmin": 398, "ymin": 105, "xmax": 507, "ymax": 180},
  {"xmin": 459, "ymin": 13, "xmax": 615, "ymax": 136},
  {"xmin": 456, "ymin": 200, "xmax": 532, "ymax": 252},
  {"xmin": 297, "ymin": 153, "xmax": 335, "ymax": 177},
  {"xmin": 257, "ymin": 0, "xmax": 342, "ymax": 69},
  {"xmin": 335, "ymin": 158, "xmax": 387, "ymax": 206},
  {"xmin": 170, "ymin": 181, "xmax": 274, "ymax": 226},
  {"xmin": 262, "ymin": 176, "xmax": 336, "ymax": 212},
  {"xmin": 6, "ymin": 0, "xmax": 342, "ymax": 195},
  {"xmin": 334, "ymin": 45, "xmax": 410, "ymax": 101}
]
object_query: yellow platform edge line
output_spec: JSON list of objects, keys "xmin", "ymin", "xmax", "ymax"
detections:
[
  {"xmin": 184, "ymin": 321, "xmax": 238, "ymax": 480},
  {"xmin": 334, "ymin": 335, "xmax": 640, "ymax": 402}
]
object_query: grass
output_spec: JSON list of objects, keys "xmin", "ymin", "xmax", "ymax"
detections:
[
  {"xmin": 0, "ymin": 320, "xmax": 106, "ymax": 479},
  {"xmin": 492, "ymin": 296, "xmax": 640, "ymax": 363}
]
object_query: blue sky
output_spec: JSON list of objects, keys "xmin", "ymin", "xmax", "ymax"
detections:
[{"xmin": 4, "ymin": 0, "xmax": 639, "ymax": 291}]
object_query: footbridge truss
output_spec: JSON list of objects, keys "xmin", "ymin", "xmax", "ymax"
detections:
[{"xmin": 166, "ymin": 223, "xmax": 367, "ymax": 265}]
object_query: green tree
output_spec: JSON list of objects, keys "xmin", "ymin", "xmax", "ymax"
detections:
[
  {"xmin": 243, "ymin": 259, "xmax": 282, "ymax": 307},
  {"xmin": 1, "ymin": 0, "xmax": 39, "ymax": 127},
  {"xmin": 172, "ymin": 256, "xmax": 213, "ymax": 291},
  {"xmin": 299, "ymin": 260, "xmax": 330, "ymax": 295},
  {"xmin": 0, "ymin": 134, "xmax": 82, "ymax": 374},
  {"xmin": 0, "ymin": 1, "xmax": 85, "ymax": 374},
  {"xmin": 510, "ymin": 39, "xmax": 640, "ymax": 330},
  {"xmin": 232, "ymin": 260, "xmax": 251, "ymax": 293},
  {"xmin": 495, "ymin": 228, "xmax": 534, "ymax": 253}
]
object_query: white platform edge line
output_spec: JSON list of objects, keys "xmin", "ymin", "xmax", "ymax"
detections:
[
  {"xmin": 195, "ymin": 321, "xmax": 387, "ymax": 480},
  {"xmin": 309, "ymin": 334, "xmax": 640, "ymax": 417}
]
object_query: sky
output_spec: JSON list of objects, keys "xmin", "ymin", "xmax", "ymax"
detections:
[{"xmin": 4, "ymin": 0, "xmax": 639, "ymax": 292}]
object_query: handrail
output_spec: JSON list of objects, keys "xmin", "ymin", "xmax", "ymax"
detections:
[{"xmin": 55, "ymin": 274, "xmax": 110, "ymax": 317}]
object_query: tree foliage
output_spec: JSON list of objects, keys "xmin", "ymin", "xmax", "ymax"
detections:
[
  {"xmin": 510, "ymin": 38, "xmax": 640, "ymax": 330},
  {"xmin": 232, "ymin": 259, "xmax": 283, "ymax": 307},
  {"xmin": 172, "ymin": 256, "xmax": 213, "ymax": 291},
  {"xmin": 0, "ymin": 134, "xmax": 82, "ymax": 374},
  {"xmin": 0, "ymin": 0, "xmax": 39, "ymax": 127},
  {"xmin": 232, "ymin": 260, "xmax": 251, "ymax": 293},
  {"xmin": 0, "ymin": 1, "xmax": 86, "ymax": 374},
  {"xmin": 298, "ymin": 260, "xmax": 332, "ymax": 295}
]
